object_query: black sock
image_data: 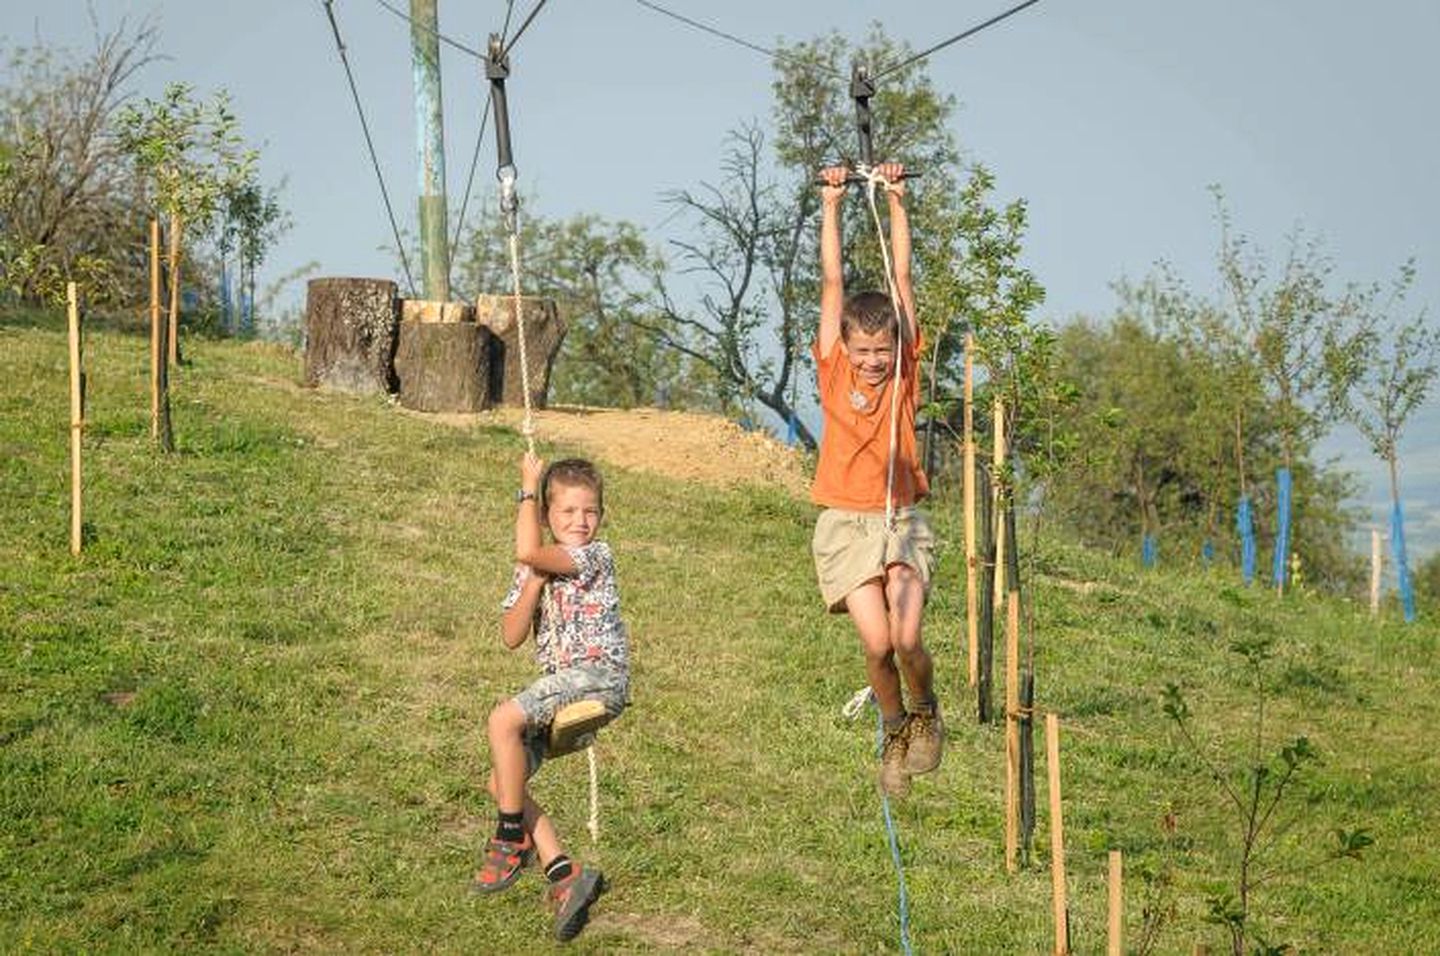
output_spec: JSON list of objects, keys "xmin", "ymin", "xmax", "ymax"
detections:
[
  {"xmin": 882, "ymin": 713, "xmax": 908, "ymax": 736},
  {"xmin": 912, "ymin": 697, "xmax": 938, "ymax": 717},
  {"xmin": 545, "ymin": 855, "xmax": 574, "ymax": 883},
  {"xmin": 495, "ymin": 810, "xmax": 525, "ymax": 844}
]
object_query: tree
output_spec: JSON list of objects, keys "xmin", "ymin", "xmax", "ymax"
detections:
[
  {"xmin": 116, "ymin": 81, "xmax": 257, "ymax": 360},
  {"xmin": 646, "ymin": 27, "xmax": 1043, "ymax": 451},
  {"xmin": 453, "ymin": 202, "xmax": 714, "ymax": 410},
  {"xmin": 1210, "ymin": 188, "xmax": 1370, "ymax": 593},
  {"xmin": 0, "ymin": 16, "xmax": 158, "ymax": 306},
  {"xmin": 1336, "ymin": 260, "xmax": 1440, "ymax": 622},
  {"xmin": 220, "ymin": 176, "xmax": 288, "ymax": 336}
]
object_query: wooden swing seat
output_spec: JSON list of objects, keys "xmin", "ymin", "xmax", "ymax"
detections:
[{"xmin": 548, "ymin": 699, "xmax": 609, "ymax": 756}]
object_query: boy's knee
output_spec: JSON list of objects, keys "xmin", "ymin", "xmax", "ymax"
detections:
[
  {"xmin": 861, "ymin": 640, "xmax": 895, "ymax": 667},
  {"xmin": 487, "ymin": 700, "xmax": 524, "ymax": 736},
  {"xmin": 894, "ymin": 633, "xmax": 928, "ymax": 661}
]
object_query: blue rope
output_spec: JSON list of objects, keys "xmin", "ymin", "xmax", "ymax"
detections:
[{"xmin": 873, "ymin": 709, "xmax": 913, "ymax": 955}]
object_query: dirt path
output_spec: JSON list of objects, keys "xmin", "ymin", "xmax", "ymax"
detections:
[{"xmin": 422, "ymin": 405, "xmax": 811, "ymax": 496}]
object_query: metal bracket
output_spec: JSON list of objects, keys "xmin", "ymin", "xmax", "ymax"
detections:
[{"xmin": 486, "ymin": 33, "xmax": 519, "ymax": 231}]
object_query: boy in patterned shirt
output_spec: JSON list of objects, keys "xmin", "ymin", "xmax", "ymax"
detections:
[
  {"xmin": 471, "ymin": 454, "xmax": 628, "ymax": 942},
  {"xmin": 811, "ymin": 162, "xmax": 943, "ymax": 799}
]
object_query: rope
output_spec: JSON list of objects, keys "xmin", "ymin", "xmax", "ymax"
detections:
[
  {"xmin": 842, "ymin": 686, "xmax": 914, "ymax": 956},
  {"xmin": 857, "ymin": 165, "xmax": 907, "ymax": 534},
  {"xmin": 585, "ymin": 743, "xmax": 600, "ymax": 842},
  {"xmin": 500, "ymin": 172, "xmax": 535, "ymax": 452},
  {"xmin": 320, "ymin": 0, "xmax": 417, "ymax": 297}
]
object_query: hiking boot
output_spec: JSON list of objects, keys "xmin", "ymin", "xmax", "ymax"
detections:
[
  {"xmin": 879, "ymin": 722, "xmax": 912, "ymax": 799},
  {"xmin": 544, "ymin": 865, "xmax": 606, "ymax": 942},
  {"xmin": 470, "ymin": 834, "xmax": 534, "ymax": 894},
  {"xmin": 905, "ymin": 707, "xmax": 945, "ymax": 775}
]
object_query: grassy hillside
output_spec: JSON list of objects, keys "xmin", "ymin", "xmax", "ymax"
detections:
[{"xmin": 3, "ymin": 306, "xmax": 1438, "ymax": 954}]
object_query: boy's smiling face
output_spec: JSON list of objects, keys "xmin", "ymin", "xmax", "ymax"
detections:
[
  {"xmin": 845, "ymin": 326, "xmax": 898, "ymax": 387},
  {"xmin": 545, "ymin": 482, "xmax": 602, "ymax": 548}
]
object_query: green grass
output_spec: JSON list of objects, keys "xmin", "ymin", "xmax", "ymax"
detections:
[{"xmin": 3, "ymin": 304, "xmax": 1438, "ymax": 953}]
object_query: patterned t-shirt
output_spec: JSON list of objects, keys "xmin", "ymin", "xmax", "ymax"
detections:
[{"xmin": 502, "ymin": 540, "xmax": 629, "ymax": 678}]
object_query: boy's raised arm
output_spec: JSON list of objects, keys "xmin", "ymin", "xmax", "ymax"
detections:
[
  {"xmin": 879, "ymin": 162, "xmax": 918, "ymax": 348},
  {"xmin": 817, "ymin": 166, "xmax": 848, "ymax": 358},
  {"xmin": 514, "ymin": 453, "xmax": 577, "ymax": 575}
]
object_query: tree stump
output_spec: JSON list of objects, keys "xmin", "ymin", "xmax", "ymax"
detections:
[
  {"xmin": 475, "ymin": 294, "xmax": 565, "ymax": 409},
  {"xmin": 303, "ymin": 278, "xmax": 399, "ymax": 394},
  {"xmin": 393, "ymin": 299, "xmax": 490, "ymax": 412}
]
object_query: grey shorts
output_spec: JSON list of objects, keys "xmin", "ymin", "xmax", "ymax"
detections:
[
  {"xmin": 513, "ymin": 664, "xmax": 628, "ymax": 777},
  {"xmin": 811, "ymin": 506, "xmax": 935, "ymax": 612}
]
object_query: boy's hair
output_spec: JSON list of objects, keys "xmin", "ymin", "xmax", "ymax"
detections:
[
  {"xmin": 840, "ymin": 290, "xmax": 901, "ymax": 341},
  {"xmin": 541, "ymin": 457, "xmax": 605, "ymax": 515}
]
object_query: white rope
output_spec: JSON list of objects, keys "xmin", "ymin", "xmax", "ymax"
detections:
[
  {"xmin": 501, "ymin": 169, "xmax": 598, "ymax": 841},
  {"xmin": 586, "ymin": 743, "xmax": 600, "ymax": 842},
  {"xmin": 858, "ymin": 165, "xmax": 908, "ymax": 535},
  {"xmin": 842, "ymin": 685, "xmax": 876, "ymax": 720},
  {"xmin": 500, "ymin": 170, "xmax": 535, "ymax": 454}
]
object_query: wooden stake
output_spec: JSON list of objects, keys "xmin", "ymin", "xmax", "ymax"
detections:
[
  {"xmin": 1047, "ymin": 712, "xmax": 1069, "ymax": 956},
  {"xmin": 167, "ymin": 211, "xmax": 182, "ymax": 367},
  {"xmin": 67, "ymin": 282, "xmax": 83, "ymax": 556},
  {"xmin": 1108, "ymin": 849, "xmax": 1123, "ymax": 956},
  {"xmin": 964, "ymin": 332, "xmax": 977, "ymax": 687},
  {"xmin": 992, "ymin": 398, "xmax": 1008, "ymax": 611},
  {"xmin": 1370, "ymin": 528, "xmax": 1382, "ymax": 617},
  {"xmin": 1004, "ymin": 589, "xmax": 1020, "ymax": 872},
  {"xmin": 150, "ymin": 218, "xmax": 161, "ymax": 439}
]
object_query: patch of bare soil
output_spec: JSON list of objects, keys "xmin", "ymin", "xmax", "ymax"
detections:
[{"xmin": 424, "ymin": 405, "xmax": 811, "ymax": 497}]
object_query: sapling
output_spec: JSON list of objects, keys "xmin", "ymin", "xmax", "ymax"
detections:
[{"xmin": 1161, "ymin": 637, "xmax": 1371, "ymax": 955}]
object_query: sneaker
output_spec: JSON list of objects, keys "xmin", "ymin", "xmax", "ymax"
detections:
[
  {"xmin": 544, "ymin": 865, "xmax": 606, "ymax": 942},
  {"xmin": 905, "ymin": 707, "xmax": 945, "ymax": 775},
  {"xmin": 470, "ymin": 833, "xmax": 534, "ymax": 894},
  {"xmin": 879, "ymin": 723, "xmax": 912, "ymax": 799}
]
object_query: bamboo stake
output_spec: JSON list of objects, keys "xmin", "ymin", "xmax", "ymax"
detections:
[
  {"xmin": 964, "ymin": 332, "xmax": 977, "ymax": 687},
  {"xmin": 1004, "ymin": 589, "xmax": 1020, "ymax": 872},
  {"xmin": 67, "ymin": 282, "xmax": 83, "ymax": 556},
  {"xmin": 150, "ymin": 218, "xmax": 161, "ymax": 439},
  {"xmin": 992, "ymin": 398, "xmax": 1008, "ymax": 611},
  {"xmin": 1370, "ymin": 528, "xmax": 1382, "ymax": 617},
  {"xmin": 167, "ymin": 211, "xmax": 182, "ymax": 367},
  {"xmin": 1108, "ymin": 849, "xmax": 1123, "ymax": 956},
  {"xmin": 1047, "ymin": 712, "xmax": 1069, "ymax": 956}
]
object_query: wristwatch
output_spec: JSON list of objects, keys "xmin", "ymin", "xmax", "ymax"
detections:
[{"xmin": 515, "ymin": 489, "xmax": 537, "ymax": 504}]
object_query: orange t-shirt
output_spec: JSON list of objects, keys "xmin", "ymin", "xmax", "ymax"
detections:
[{"xmin": 810, "ymin": 335, "xmax": 929, "ymax": 511}]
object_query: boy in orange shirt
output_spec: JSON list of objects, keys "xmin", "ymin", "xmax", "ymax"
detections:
[{"xmin": 811, "ymin": 162, "xmax": 941, "ymax": 798}]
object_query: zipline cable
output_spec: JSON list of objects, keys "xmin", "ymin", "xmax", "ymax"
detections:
[
  {"xmin": 449, "ymin": 0, "xmax": 517, "ymax": 283},
  {"xmin": 321, "ymin": 0, "xmax": 418, "ymax": 297},
  {"xmin": 373, "ymin": 0, "xmax": 487, "ymax": 60},
  {"xmin": 501, "ymin": 0, "xmax": 551, "ymax": 59},
  {"xmin": 872, "ymin": 0, "xmax": 1042, "ymax": 79},
  {"xmin": 631, "ymin": 0, "xmax": 847, "ymax": 79}
]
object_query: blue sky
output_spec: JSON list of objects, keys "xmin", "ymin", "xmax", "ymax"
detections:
[{"xmin": 5, "ymin": 1, "xmax": 1438, "ymax": 560}]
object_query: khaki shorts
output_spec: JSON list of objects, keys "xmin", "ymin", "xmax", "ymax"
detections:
[{"xmin": 811, "ymin": 506, "xmax": 935, "ymax": 612}]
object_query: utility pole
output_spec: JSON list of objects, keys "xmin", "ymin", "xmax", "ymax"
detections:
[{"xmin": 410, "ymin": 0, "xmax": 450, "ymax": 301}]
